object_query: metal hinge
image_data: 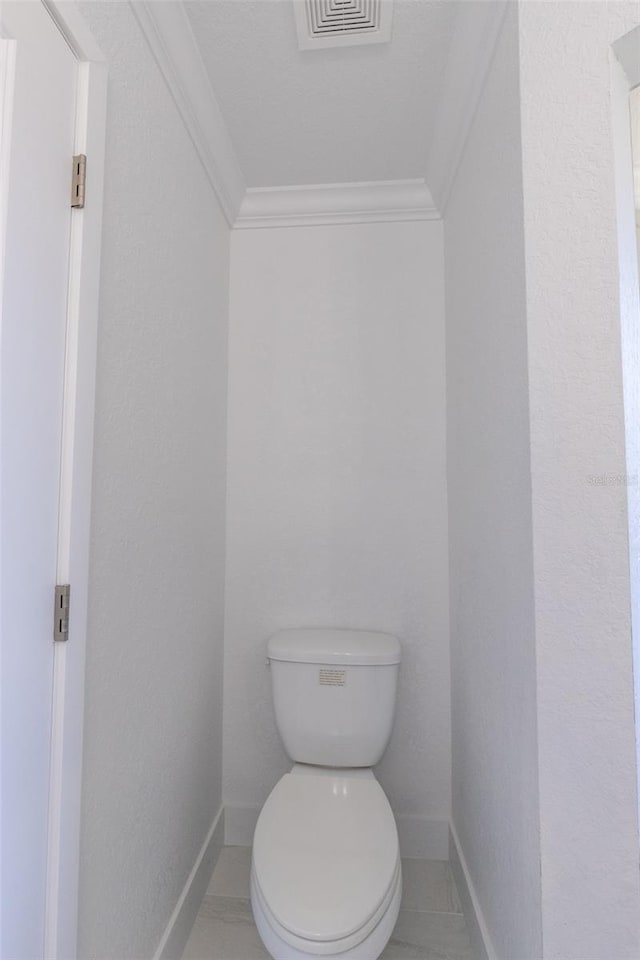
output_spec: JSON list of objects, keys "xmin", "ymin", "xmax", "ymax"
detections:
[
  {"xmin": 71, "ymin": 154, "xmax": 86, "ymax": 208},
  {"xmin": 53, "ymin": 584, "xmax": 70, "ymax": 642}
]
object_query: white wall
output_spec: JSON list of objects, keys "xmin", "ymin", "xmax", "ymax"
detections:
[
  {"xmin": 76, "ymin": 5, "xmax": 229, "ymax": 958},
  {"xmin": 224, "ymin": 220, "xmax": 450, "ymax": 855},
  {"xmin": 447, "ymin": 3, "xmax": 640, "ymax": 957},
  {"xmin": 519, "ymin": 3, "xmax": 640, "ymax": 955},
  {"xmin": 444, "ymin": 5, "xmax": 542, "ymax": 958}
]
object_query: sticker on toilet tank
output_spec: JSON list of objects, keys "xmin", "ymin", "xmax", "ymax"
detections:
[{"xmin": 319, "ymin": 668, "xmax": 346, "ymax": 686}]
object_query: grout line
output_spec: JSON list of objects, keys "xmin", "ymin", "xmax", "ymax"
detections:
[
  {"xmin": 394, "ymin": 907, "xmax": 465, "ymax": 918},
  {"xmin": 198, "ymin": 896, "xmax": 465, "ymax": 919}
]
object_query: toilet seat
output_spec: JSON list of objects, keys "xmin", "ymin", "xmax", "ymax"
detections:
[
  {"xmin": 251, "ymin": 856, "xmax": 401, "ymax": 957},
  {"xmin": 252, "ymin": 770, "xmax": 400, "ymax": 955}
]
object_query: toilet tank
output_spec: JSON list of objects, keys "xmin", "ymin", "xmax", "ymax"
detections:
[{"xmin": 267, "ymin": 629, "xmax": 401, "ymax": 767}]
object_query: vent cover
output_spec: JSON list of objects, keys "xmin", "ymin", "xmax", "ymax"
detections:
[{"xmin": 294, "ymin": 0, "xmax": 393, "ymax": 51}]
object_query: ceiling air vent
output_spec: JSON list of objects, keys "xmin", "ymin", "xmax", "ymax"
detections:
[{"xmin": 294, "ymin": 0, "xmax": 393, "ymax": 51}]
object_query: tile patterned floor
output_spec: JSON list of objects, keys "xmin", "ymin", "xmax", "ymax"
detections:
[{"xmin": 182, "ymin": 846, "xmax": 473, "ymax": 960}]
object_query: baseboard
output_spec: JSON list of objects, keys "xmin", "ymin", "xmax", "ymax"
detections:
[
  {"xmin": 153, "ymin": 806, "xmax": 225, "ymax": 960},
  {"xmin": 449, "ymin": 822, "xmax": 496, "ymax": 960},
  {"xmin": 224, "ymin": 802, "xmax": 448, "ymax": 860}
]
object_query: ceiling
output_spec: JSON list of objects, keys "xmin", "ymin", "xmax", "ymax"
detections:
[{"xmin": 185, "ymin": 0, "xmax": 458, "ymax": 189}]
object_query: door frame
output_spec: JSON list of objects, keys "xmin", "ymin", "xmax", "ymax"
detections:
[
  {"xmin": 610, "ymin": 23, "xmax": 640, "ymax": 854},
  {"xmin": 16, "ymin": 4, "xmax": 108, "ymax": 957}
]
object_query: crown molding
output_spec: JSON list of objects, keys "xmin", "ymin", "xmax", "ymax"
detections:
[
  {"xmin": 127, "ymin": 1, "xmax": 483, "ymax": 228},
  {"xmin": 234, "ymin": 179, "xmax": 439, "ymax": 229},
  {"xmin": 426, "ymin": 0, "xmax": 508, "ymax": 215},
  {"xmin": 130, "ymin": 1, "xmax": 245, "ymax": 226}
]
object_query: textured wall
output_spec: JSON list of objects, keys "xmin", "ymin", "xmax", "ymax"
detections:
[
  {"xmin": 519, "ymin": 3, "xmax": 640, "ymax": 955},
  {"xmin": 444, "ymin": 5, "xmax": 543, "ymax": 958},
  {"xmin": 76, "ymin": 5, "xmax": 229, "ymax": 958},
  {"xmin": 224, "ymin": 220, "xmax": 450, "ymax": 849}
]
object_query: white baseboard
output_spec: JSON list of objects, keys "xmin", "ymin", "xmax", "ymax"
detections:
[
  {"xmin": 224, "ymin": 802, "xmax": 448, "ymax": 860},
  {"xmin": 154, "ymin": 806, "xmax": 225, "ymax": 960},
  {"xmin": 449, "ymin": 822, "xmax": 496, "ymax": 960}
]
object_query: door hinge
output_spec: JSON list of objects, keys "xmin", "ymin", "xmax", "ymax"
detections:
[
  {"xmin": 53, "ymin": 584, "xmax": 70, "ymax": 642},
  {"xmin": 71, "ymin": 154, "xmax": 86, "ymax": 208}
]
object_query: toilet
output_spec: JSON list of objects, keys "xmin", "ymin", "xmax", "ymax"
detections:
[{"xmin": 250, "ymin": 628, "xmax": 402, "ymax": 960}]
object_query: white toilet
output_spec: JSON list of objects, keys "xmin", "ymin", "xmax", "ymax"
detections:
[{"xmin": 250, "ymin": 628, "xmax": 402, "ymax": 960}]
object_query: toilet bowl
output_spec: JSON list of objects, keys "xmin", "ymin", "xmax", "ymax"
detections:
[
  {"xmin": 251, "ymin": 629, "xmax": 402, "ymax": 960},
  {"xmin": 251, "ymin": 767, "xmax": 402, "ymax": 960}
]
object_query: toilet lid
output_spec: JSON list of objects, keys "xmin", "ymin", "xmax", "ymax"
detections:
[{"xmin": 252, "ymin": 772, "xmax": 399, "ymax": 945}]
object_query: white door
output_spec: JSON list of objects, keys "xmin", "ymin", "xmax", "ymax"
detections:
[{"xmin": 1, "ymin": 3, "xmax": 79, "ymax": 957}]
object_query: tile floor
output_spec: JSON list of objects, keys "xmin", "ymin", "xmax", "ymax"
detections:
[{"xmin": 182, "ymin": 846, "xmax": 473, "ymax": 960}]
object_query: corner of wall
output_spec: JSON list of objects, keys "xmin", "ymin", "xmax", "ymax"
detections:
[{"xmin": 448, "ymin": 824, "xmax": 496, "ymax": 960}]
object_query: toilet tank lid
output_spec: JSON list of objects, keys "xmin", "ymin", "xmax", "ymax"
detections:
[{"xmin": 267, "ymin": 629, "xmax": 401, "ymax": 666}]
